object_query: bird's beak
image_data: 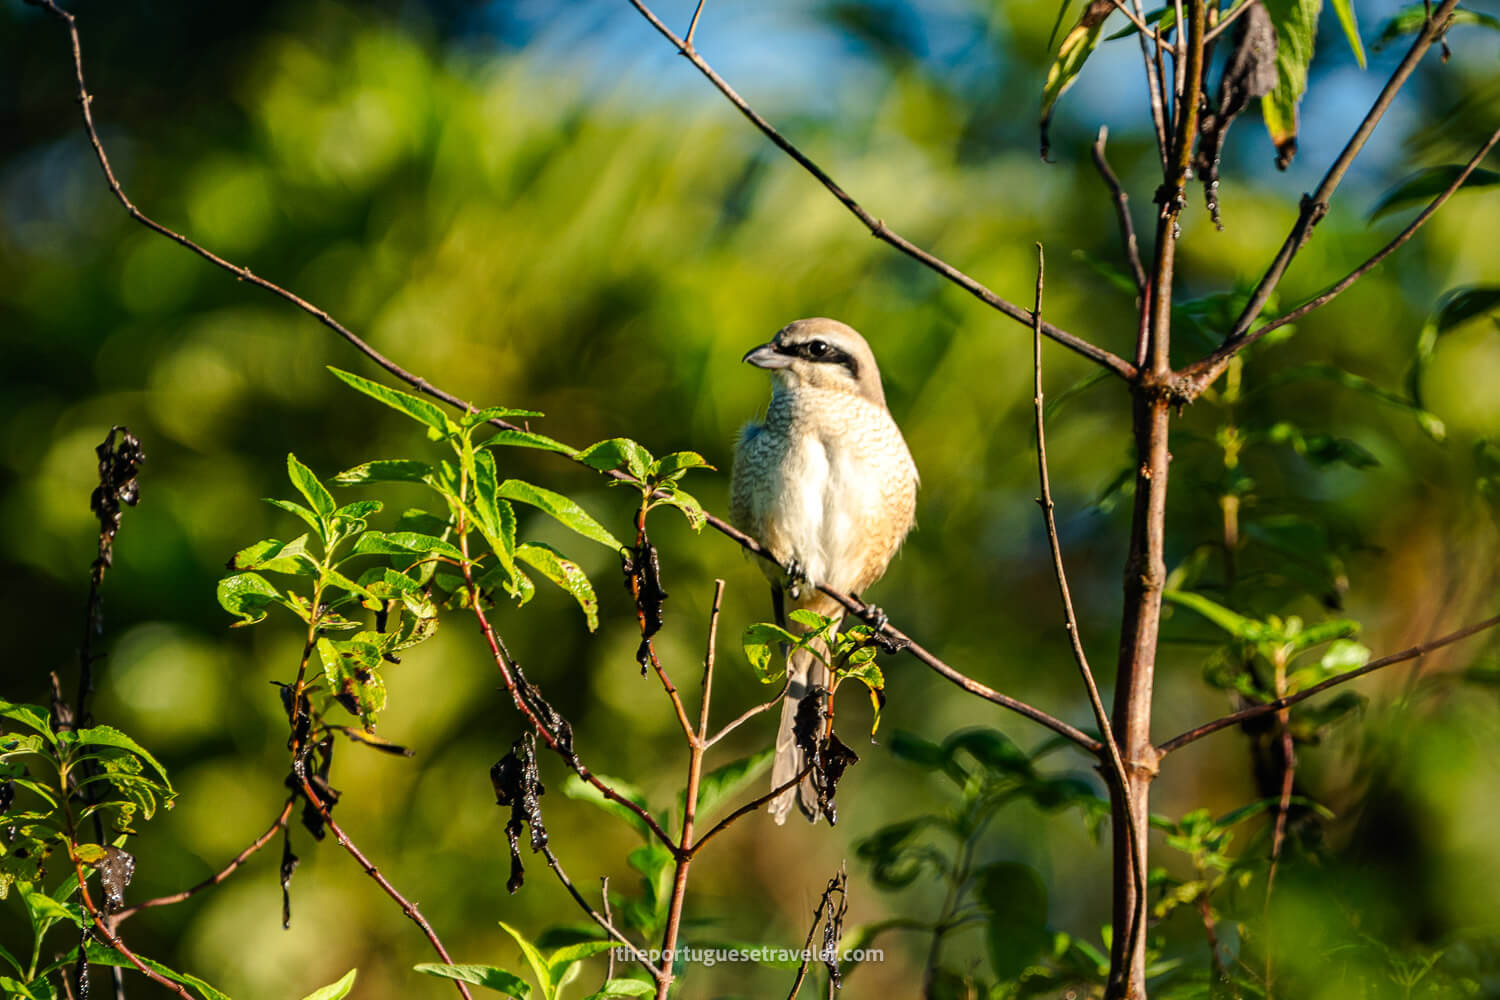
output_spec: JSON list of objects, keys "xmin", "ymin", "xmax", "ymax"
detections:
[{"xmin": 742, "ymin": 343, "xmax": 793, "ymax": 369}]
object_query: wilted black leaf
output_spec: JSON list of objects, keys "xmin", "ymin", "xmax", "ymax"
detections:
[
  {"xmin": 491, "ymin": 733, "xmax": 548, "ymax": 894},
  {"xmin": 1197, "ymin": 2, "xmax": 1278, "ymax": 227}
]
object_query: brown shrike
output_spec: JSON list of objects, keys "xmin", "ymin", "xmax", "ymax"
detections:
[{"xmin": 730, "ymin": 318, "xmax": 919, "ymax": 824}]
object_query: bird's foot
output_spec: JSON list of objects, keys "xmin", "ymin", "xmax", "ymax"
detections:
[
  {"xmin": 785, "ymin": 558, "xmax": 808, "ymax": 600},
  {"xmin": 856, "ymin": 602, "xmax": 888, "ymax": 631}
]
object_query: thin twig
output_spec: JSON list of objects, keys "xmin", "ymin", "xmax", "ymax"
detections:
[
  {"xmin": 297, "ymin": 772, "xmax": 474, "ymax": 1000},
  {"xmin": 624, "ymin": 0, "xmax": 1135, "ymax": 380},
  {"xmin": 110, "ymin": 797, "xmax": 295, "ymax": 923},
  {"xmin": 70, "ymin": 857, "xmax": 194, "ymax": 1000},
  {"xmin": 1187, "ymin": 0, "xmax": 1464, "ymax": 392},
  {"xmin": 1204, "ymin": 0, "xmax": 1257, "ymax": 41},
  {"xmin": 687, "ymin": 764, "xmax": 815, "ymax": 856},
  {"xmin": 602, "ymin": 877, "xmax": 617, "ymax": 983},
  {"xmin": 1103, "ymin": 0, "xmax": 1156, "ymax": 38},
  {"xmin": 785, "ymin": 867, "xmax": 847, "ymax": 1000},
  {"xmin": 1092, "ymin": 127, "xmax": 1147, "ymax": 294},
  {"xmin": 705, "ymin": 679, "xmax": 789, "ymax": 749},
  {"xmin": 1131, "ymin": 0, "xmax": 1171, "ymax": 167},
  {"xmin": 1185, "ymin": 123, "xmax": 1500, "ymax": 380},
  {"xmin": 1156, "ymin": 612, "xmax": 1500, "ymax": 754},
  {"xmin": 1031, "ymin": 245, "xmax": 1148, "ymax": 985},
  {"xmin": 539, "ymin": 846, "xmax": 662, "ymax": 981},
  {"xmin": 684, "ymin": 0, "xmax": 708, "ymax": 48}
]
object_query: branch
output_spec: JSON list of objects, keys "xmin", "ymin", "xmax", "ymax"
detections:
[
  {"xmin": 1186, "ymin": 0, "xmax": 1464, "ymax": 392},
  {"xmin": 109, "ymin": 796, "xmax": 295, "ymax": 924},
  {"xmin": 1183, "ymin": 122, "xmax": 1500, "ymax": 385},
  {"xmin": 1030, "ymin": 244, "xmax": 1147, "ymax": 979},
  {"xmin": 69, "ymin": 855, "xmax": 194, "ymax": 1000},
  {"xmin": 1091, "ymin": 127, "xmax": 1147, "ymax": 294},
  {"xmin": 539, "ymin": 845, "xmax": 663, "ymax": 982},
  {"xmin": 30, "ymin": 0, "xmax": 1108, "ymax": 760},
  {"xmin": 1156, "ymin": 611, "xmax": 1500, "ymax": 754},
  {"xmin": 623, "ymin": 0, "xmax": 1136, "ymax": 380},
  {"xmin": 686, "ymin": 763, "xmax": 815, "ymax": 857}
]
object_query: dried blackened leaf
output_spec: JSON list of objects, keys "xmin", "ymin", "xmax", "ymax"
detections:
[
  {"xmin": 792, "ymin": 691, "xmax": 859, "ymax": 825},
  {"xmin": 330, "ymin": 725, "xmax": 415, "ymax": 757},
  {"xmin": 0, "ymin": 779, "xmax": 12, "ymax": 815},
  {"xmin": 280, "ymin": 826, "xmax": 299, "ymax": 929},
  {"xmin": 98, "ymin": 847, "xmax": 134, "ymax": 912},
  {"xmin": 510, "ymin": 661, "xmax": 577, "ymax": 770},
  {"xmin": 89, "ymin": 426, "xmax": 146, "ymax": 576},
  {"xmin": 490, "ymin": 734, "xmax": 548, "ymax": 894},
  {"xmin": 621, "ymin": 539, "xmax": 668, "ymax": 672},
  {"xmin": 820, "ymin": 868, "xmax": 849, "ymax": 987},
  {"xmin": 1197, "ymin": 2, "xmax": 1279, "ymax": 227},
  {"xmin": 290, "ymin": 740, "xmax": 340, "ymax": 841}
]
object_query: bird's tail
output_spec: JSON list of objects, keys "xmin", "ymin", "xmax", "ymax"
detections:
[{"xmin": 770, "ymin": 631, "xmax": 832, "ymax": 825}]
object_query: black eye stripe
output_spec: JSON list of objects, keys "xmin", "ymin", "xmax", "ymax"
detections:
[{"xmin": 775, "ymin": 339, "xmax": 861, "ymax": 379}]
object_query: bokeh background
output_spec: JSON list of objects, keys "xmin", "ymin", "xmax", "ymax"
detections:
[{"xmin": 3, "ymin": 0, "xmax": 1500, "ymax": 996}]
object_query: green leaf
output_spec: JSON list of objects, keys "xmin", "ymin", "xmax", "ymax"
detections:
[
  {"xmin": 470, "ymin": 450, "xmax": 519, "ymax": 582},
  {"xmin": 499, "ymin": 922, "xmax": 554, "ymax": 1000},
  {"xmin": 349, "ymin": 530, "xmax": 462, "ymax": 562},
  {"xmin": 680, "ymin": 748, "xmax": 774, "ymax": 821},
  {"xmin": 1270, "ymin": 362, "xmax": 1445, "ymax": 441},
  {"xmin": 742, "ymin": 622, "xmax": 797, "ymax": 683},
  {"xmin": 580, "ymin": 979, "xmax": 653, "ymax": 999},
  {"xmin": 578, "ymin": 438, "xmax": 652, "ymax": 481},
  {"xmin": 499, "ymin": 480, "xmax": 625, "ymax": 552},
  {"xmin": 545, "ymin": 941, "xmax": 617, "ymax": 993},
  {"xmin": 888, "ymin": 730, "xmax": 946, "ymax": 769},
  {"xmin": 229, "ymin": 536, "xmax": 317, "ymax": 576},
  {"xmin": 478, "ymin": 429, "xmax": 577, "ymax": 457},
  {"xmin": 841, "ymin": 659, "xmax": 886, "ymax": 733},
  {"xmin": 287, "ymin": 453, "xmax": 335, "ymax": 519},
  {"xmin": 329, "ymin": 367, "xmax": 453, "ymax": 435},
  {"xmin": 263, "ymin": 498, "xmax": 324, "ymax": 540},
  {"xmin": 84, "ymin": 943, "xmax": 231, "ymax": 1000},
  {"xmin": 333, "ymin": 459, "xmax": 437, "ymax": 485},
  {"xmin": 942, "ymin": 728, "xmax": 1031, "ymax": 777},
  {"xmin": 1164, "ymin": 590, "xmax": 1267, "ymax": 641},
  {"xmin": 1328, "ymin": 0, "xmax": 1366, "ymax": 68},
  {"xmin": 1318, "ymin": 637, "xmax": 1371, "ymax": 672},
  {"xmin": 415, "ymin": 963, "xmax": 531, "ymax": 997},
  {"xmin": 1374, "ymin": 4, "xmax": 1500, "ymax": 50},
  {"xmin": 316, "ymin": 636, "xmax": 388, "ymax": 727},
  {"xmin": 1435, "ymin": 286, "xmax": 1500, "ymax": 333},
  {"xmin": 76, "ymin": 726, "xmax": 173, "ymax": 790},
  {"xmin": 298, "ymin": 969, "xmax": 358, "ymax": 1000},
  {"xmin": 648, "ymin": 451, "xmax": 714, "ymax": 483},
  {"xmin": 0, "ymin": 702, "xmax": 56, "ymax": 745},
  {"xmin": 561, "ymin": 774, "xmax": 652, "ymax": 842},
  {"xmin": 216, "ymin": 572, "xmax": 288, "ymax": 626},
  {"xmin": 1370, "ymin": 167, "xmax": 1500, "ymax": 221},
  {"xmin": 650, "ymin": 484, "xmax": 707, "ymax": 532},
  {"xmin": 462, "ymin": 405, "xmax": 545, "ymax": 428},
  {"xmin": 516, "ymin": 543, "xmax": 599, "ymax": 631},
  {"xmin": 1261, "ymin": 0, "xmax": 1324, "ymax": 168},
  {"xmin": 975, "ymin": 861, "xmax": 1052, "ymax": 982},
  {"xmin": 1039, "ymin": 0, "xmax": 1114, "ymax": 159}
]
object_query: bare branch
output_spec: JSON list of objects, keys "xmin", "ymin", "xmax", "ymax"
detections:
[
  {"xmin": 624, "ymin": 0, "xmax": 1136, "ymax": 380},
  {"xmin": 705, "ymin": 680, "xmax": 788, "ymax": 749},
  {"xmin": 1183, "ymin": 122, "xmax": 1500, "ymax": 388},
  {"xmin": 1156, "ymin": 611, "xmax": 1500, "ymax": 755},
  {"xmin": 1205, "ymin": 0, "xmax": 1258, "ymax": 41},
  {"xmin": 1130, "ymin": 0, "xmax": 1171, "ymax": 167},
  {"xmin": 1092, "ymin": 127, "xmax": 1148, "ymax": 294},
  {"xmin": 110, "ymin": 797, "xmax": 295, "ymax": 924},
  {"xmin": 1031, "ymin": 244, "xmax": 1147, "ymax": 982},
  {"xmin": 539, "ymin": 845, "xmax": 662, "ymax": 981},
  {"xmin": 684, "ymin": 0, "xmax": 708, "ymax": 49},
  {"xmin": 1191, "ymin": 0, "xmax": 1463, "ymax": 390},
  {"xmin": 687, "ymin": 763, "xmax": 815, "ymax": 857}
]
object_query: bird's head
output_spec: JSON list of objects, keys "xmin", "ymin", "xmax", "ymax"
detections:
[{"xmin": 741, "ymin": 318, "xmax": 888, "ymax": 407}]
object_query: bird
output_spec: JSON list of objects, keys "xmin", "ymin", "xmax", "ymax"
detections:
[{"xmin": 730, "ymin": 318, "xmax": 919, "ymax": 824}]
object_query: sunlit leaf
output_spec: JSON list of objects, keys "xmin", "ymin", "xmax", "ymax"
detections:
[
  {"xmin": 415, "ymin": 963, "xmax": 530, "ymax": 997},
  {"xmin": 1039, "ymin": 0, "xmax": 1115, "ymax": 160},
  {"xmin": 298, "ymin": 969, "xmax": 358, "ymax": 1000},
  {"xmin": 499, "ymin": 480, "xmax": 624, "ymax": 552},
  {"xmin": 1328, "ymin": 0, "xmax": 1366, "ymax": 67},
  {"xmin": 1261, "ymin": 0, "xmax": 1323, "ymax": 169},
  {"xmin": 516, "ymin": 542, "xmax": 598, "ymax": 631},
  {"xmin": 329, "ymin": 367, "xmax": 452, "ymax": 435},
  {"xmin": 287, "ymin": 453, "xmax": 335, "ymax": 519},
  {"xmin": 578, "ymin": 438, "xmax": 652, "ymax": 481},
  {"xmin": 333, "ymin": 459, "xmax": 436, "ymax": 485}
]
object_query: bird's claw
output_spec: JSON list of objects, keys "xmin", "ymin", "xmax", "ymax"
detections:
[
  {"xmin": 785, "ymin": 558, "xmax": 807, "ymax": 600},
  {"xmin": 857, "ymin": 603, "xmax": 889, "ymax": 631}
]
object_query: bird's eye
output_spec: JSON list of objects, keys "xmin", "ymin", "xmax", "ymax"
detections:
[{"xmin": 806, "ymin": 340, "xmax": 830, "ymax": 358}]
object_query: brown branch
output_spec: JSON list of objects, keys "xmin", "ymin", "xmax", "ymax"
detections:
[
  {"xmin": 705, "ymin": 680, "xmax": 788, "ymax": 749},
  {"xmin": 1092, "ymin": 127, "xmax": 1147, "ymax": 294},
  {"xmin": 1156, "ymin": 611, "xmax": 1500, "ymax": 754},
  {"xmin": 21, "ymin": 0, "xmax": 526, "ymax": 436},
  {"xmin": 785, "ymin": 866, "xmax": 847, "ymax": 1000},
  {"xmin": 29, "ymin": 0, "xmax": 1107, "ymax": 762},
  {"xmin": 1183, "ymin": 123, "xmax": 1500, "ymax": 381},
  {"xmin": 1186, "ymin": 0, "xmax": 1464, "ymax": 393},
  {"xmin": 296, "ymin": 771, "xmax": 473, "ymax": 1000},
  {"xmin": 70, "ymin": 855, "xmax": 194, "ymax": 1000},
  {"xmin": 1130, "ymin": 0, "xmax": 1171, "ymax": 167},
  {"xmin": 625, "ymin": 0, "xmax": 1136, "ymax": 380},
  {"xmin": 686, "ymin": 763, "xmax": 815, "ymax": 857},
  {"xmin": 1030, "ymin": 245, "xmax": 1147, "ymax": 976},
  {"xmin": 539, "ymin": 845, "xmax": 662, "ymax": 981},
  {"xmin": 1204, "ymin": 0, "xmax": 1257, "ymax": 41},
  {"xmin": 109, "ymin": 796, "xmax": 295, "ymax": 924}
]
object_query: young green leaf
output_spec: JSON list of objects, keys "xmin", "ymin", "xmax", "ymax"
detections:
[
  {"xmin": 650, "ymin": 484, "xmax": 706, "ymax": 532},
  {"xmin": 76, "ymin": 726, "xmax": 173, "ymax": 790},
  {"xmin": 217, "ymin": 572, "xmax": 289, "ymax": 626},
  {"xmin": 461, "ymin": 405, "xmax": 544, "ymax": 429},
  {"xmin": 580, "ymin": 979, "xmax": 653, "ymax": 999},
  {"xmin": 1328, "ymin": 0, "xmax": 1366, "ymax": 68},
  {"xmin": 499, "ymin": 921, "xmax": 555, "ymax": 1000},
  {"xmin": 415, "ymin": 963, "xmax": 531, "ymax": 997},
  {"xmin": 478, "ymin": 429, "xmax": 577, "ymax": 457},
  {"xmin": 229, "ymin": 536, "xmax": 317, "ymax": 576},
  {"xmin": 742, "ymin": 622, "xmax": 798, "ymax": 683},
  {"xmin": 287, "ymin": 453, "xmax": 335, "ymax": 519},
  {"xmin": 333, "ymin": 459, "xmax": 437, "ymax": 486},
  {"xmin": 648, "ymin": 451, "xmax": 714, "ymax": 483},
  {"xmin": 263, "ymin": 498, "xmax": 325, "ymax": 541},
  {"xmin": 577, "ymin": 438, "xmax": 652, "ymax": 481},
  {"xmin": 841, "ymin": 660, "xmax": 887, "ymax": 733},
  {"xmin": 298, "ymin": 968, "xmax": 358, "ymax": 1000},
  {"xmin": 316, "ymin": 636, "xmax": 388, "ymax": 727},
  {"xmin": 516, "ymin": 543, "xmax": 599, "ymax": 631},
  {"xmin": 349, "ymin": 530, "xmax": 463, "ymax": 562},
  {"xmin": 499, "ymin": 480, "xmax": 624, "ymax": 552},
  {"xmin": 0, "ymin": 702, "xmax": 57, "ymax": 745},
  {"xmin": 545, "ymin": 941, "xmax": 617, "ymax": 995},
  {"xmin": 328, "ymin": 367, "xmax": 453, "ymax": 435},
  {"xmin": 678, "ymin": 748, "xmax": 774, "ymax": 820},
  {"xmin": 84, "ymin": 943, "xmax": 232, "ymax": 1000}
]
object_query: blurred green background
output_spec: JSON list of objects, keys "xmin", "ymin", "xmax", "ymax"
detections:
[{"xmin": 3, "ymin": 0, "xmax": 1500, "ymax": 996}]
